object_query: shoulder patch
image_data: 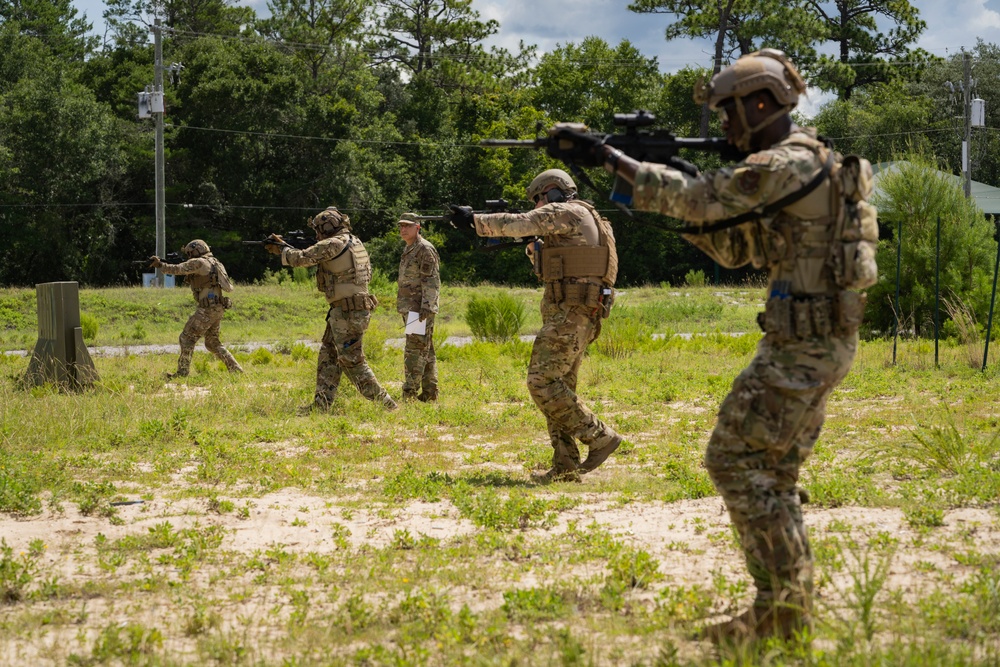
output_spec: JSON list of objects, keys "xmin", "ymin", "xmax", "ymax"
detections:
[
  {"xmin": 737, "ymin": 170, "xmax": 762, "ymax": 195},
  {"xmin": 745, "ymin": 153, "xmax": 775, "ymax": 167}
]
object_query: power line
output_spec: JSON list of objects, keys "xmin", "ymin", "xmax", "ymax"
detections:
[
  {"xmin": 168, "ymin": 120, "xmax": 965, "ymax": 148},
  {"xmin": 163, "ymin": 123, "xmax": 483, "ymax": 148},
  {"xmin": 160, "ymin": 25, "xmax": 952, "ymax": 70}
]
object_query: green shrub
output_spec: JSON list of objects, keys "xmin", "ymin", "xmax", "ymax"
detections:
[
  {"xmin": 368, "ymin": 267, "xmax": 394, "ymax": 300},
  {"xmin": 594, "ymin": 307, "xmax": 651, "ymax": 359},
  {"xmin": 291, "ymin": 267, "xmax": 311, "ymax": 284},
  {"xmin": 364, "ymin": 318, "xmax": 389, "ymax": 362},
  {"xmin": 466, "ymin": 293, "xmax": 525, "ymax": 343},
  {"xmin": 684, "ymin": 269, "xmax": 706, "ymax": 287},
  {"xmin": 290, "ymin": 342, "xmax": 314, "ymax": 361},
  {"xmin": 250, "ymin": 348, "xmax": 273, "ymax": 366},
  {"xmin": 80, "ymin": 313, "xmax": 99, "ymax": 341}
]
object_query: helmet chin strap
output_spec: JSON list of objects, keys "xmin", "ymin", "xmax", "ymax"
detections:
[{"xmin": 732, "ymin": 100, "xmax": 794, "ymax": 152}]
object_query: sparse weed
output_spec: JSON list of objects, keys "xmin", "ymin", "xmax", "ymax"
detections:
[
  {"xmin": 880, "ymin": 407, "xmax": 1000, "ymax": 477},
  {"xmin": 502, "ymin": 586, "xmax": 569, "ymax": 621}
]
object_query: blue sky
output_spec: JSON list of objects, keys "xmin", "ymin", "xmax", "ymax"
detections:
[{"xmin": 71, "ymin": 0, "xmax": 1000, "ymax": 115}]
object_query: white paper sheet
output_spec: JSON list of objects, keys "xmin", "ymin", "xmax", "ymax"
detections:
[{"xmin": 405, "ymin": 311, "xmax": 427, "ymax": 335}]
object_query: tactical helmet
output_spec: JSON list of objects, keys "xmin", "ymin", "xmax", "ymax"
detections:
[
  {"xmin": 398, "ymin": 212, "xmax": 421, "ymax": 226},
  {"xmin": 309, "ymin": 206, "xmax": 350, "ymax": 235},
  {"xmin": 183, "ymin": 239, "xmax": 211, "ymax": 258},
  {"xmin": 694, "ymin": 49, "xmax": 806, "ymax": 111},
  {"xmin": 526, "ymin": 169, "xmax": 577, "ymax": 202}
]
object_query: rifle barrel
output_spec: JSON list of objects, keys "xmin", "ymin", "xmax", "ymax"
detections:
[{"xmin": 479, "ymin": 139, "xmax": 545, "ymax": 148}]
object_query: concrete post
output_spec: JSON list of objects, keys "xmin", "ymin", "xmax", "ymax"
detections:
[{"xmin": 24, "ymin": 282, "xmax": 98, "ymax": 390}]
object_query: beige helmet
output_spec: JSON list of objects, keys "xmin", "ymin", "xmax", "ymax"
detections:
[
  {"xmin": 309, "ymin": 206, "xmax": 350, "ymax": 235},
  {"xmin": 695, "ymin": 49, "xmax": 806, "ymax": 110},
  {"xmin": 526, "ymin": 168, "xmax": 577, "ymax": 203},
  {"xmin": 183, "ymin": 239, "xmax": 211, "ymax": 258},
  {"xmin": 397, "ymin": 212, "xmax": 421, "ymax": 226},
  {"xmin": 694, "ymin": 49, "xmax": 807, "ymax": 151}
]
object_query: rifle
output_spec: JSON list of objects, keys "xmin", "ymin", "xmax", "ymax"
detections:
[
  {"xmin": 480, "ymin": 110, "xmax": 744, "ymax": 206},
  {"xmin": 413, "ymin": 199, "xmax": 521, "ymax": 224},
  {"xmin": 242, "ymin": 230, "xmax": 314, "ymax": 250},
  {"xmin": 132, "ymin": 251, "xmax": 183, "ymax": 265}
]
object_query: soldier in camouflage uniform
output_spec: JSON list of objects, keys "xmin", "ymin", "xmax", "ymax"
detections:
[
  {"xmin": 266, "ymin": 207, "xmax": 397, "ymax": 412},
  {"xmin": 150, "ymin": 240, "xmax": 243, "ymax": 378},
  {"xmin": 396, "ymin": 213, "xmax": 440, "ymax": 402},
  {"xmin": 556, "ymin": 50, "xmax": 876, "ymax": 641},
  {"xmin": 449, "ymin": 170, "xmax": 623, "ymax": 483}
]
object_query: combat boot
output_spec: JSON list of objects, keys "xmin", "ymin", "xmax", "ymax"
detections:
[
  {"xmin": 531, "ymin": 467, "xmax": 581, "ymax": 484},
  {"xmin": 401, "ymin": 390, "xmax": 419, "ymax": 402},
  {"xmin": 697, "ymin": 605, "xmax": 812, "ymax": 644},
  {"xmin": 381, "ymin": 394, "xmax": 399, "ymax": 411},
  {"xmin": 417, "ymin": 391, "xmax": 438, "ymax": 403},
  {"xmin": 579, "ymin": 431, "xmax": 623, "ymax": 473}
]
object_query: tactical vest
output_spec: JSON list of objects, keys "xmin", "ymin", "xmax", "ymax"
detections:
[
  {"xmin": 747, "ymin": 134, "xmax": 876, "ymax": 339},
  {"xmin": 316, "ymin": 234, "xmax": 373, "ymax": 304},
  {"xmin": 188, "ymin": 255, "xmax": 231, "ymax": 306},
  {"xmin": 537, "ymin": 200, "xmax": 618, "ymax": 286},
  {"xmin": 532, "ymin": 200, "xmax": 618, "ymax": 310}
]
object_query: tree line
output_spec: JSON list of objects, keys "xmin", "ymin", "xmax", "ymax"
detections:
[{"xmin": 1, "ymin": 0, "xmax": 999, "ymax": 330}]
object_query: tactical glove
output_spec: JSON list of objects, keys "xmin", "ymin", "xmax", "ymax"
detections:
[
  {"xmin": 419, "ymin": 308, "xmax": 434, "ymax": 322},
  {"xmin": 265, "ymin": 234, "xmax": 285, "ymax": 255},
  {"xmin": 447, "ymin": 205, "xmax": 475, "ymax": 230},
  {"xmin": 548, "ymin": 123, "xmax": 607, "ymax": 168},
  {"xmin": 149, "ymin": 256, "xmax": 162, "ymax": 268}
]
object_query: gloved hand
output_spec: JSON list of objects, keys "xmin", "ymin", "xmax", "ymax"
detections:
[
  {"xmin": 447, "ymin": 204, "xmax": 475, "ymax": 230},
  {"xmin": 419, "ymin": 308, "xmax": 434, "ymax": 322},
  {"xmin": 149, "ymin": 256, "xmax": 162, "ymax": 268},
  {"xmin": 548, "ymin": 122, "xmax": 607, "ymax": 168},
  {"xmin": 265, "ymin": 234, "xmax": 285, "ymax": 255}
]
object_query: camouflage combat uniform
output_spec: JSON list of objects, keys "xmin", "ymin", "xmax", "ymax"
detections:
[
  {"xmin": 475, "ymin": 200, "xmax": 621, "ymax": 477},
  {"xmin": 633, "ymin": 126, "xmax": 866, "ymax": 615},
  {"xmin": 159, "ymin": 254, "xmax": 243, "ymax": 377},
  {"xmin": 281, "ymin": 229, "xmax": 395, "ymax": 410},
  {"xmin": 396, "ymin": 236, "xmax": 440, "ymax": 401}
]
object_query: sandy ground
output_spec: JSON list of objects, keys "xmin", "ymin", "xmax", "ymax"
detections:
[
  {"xmin": 3, "ymin": 489, "xmax": 997, "ymax": 598},
  {"xmin": 2, "ymin": 485, "xmax": 998, "ymax": 665}
]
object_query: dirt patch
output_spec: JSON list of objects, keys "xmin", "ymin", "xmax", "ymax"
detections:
[{"xmin": 3, "ymin": 490, "xmax": 996, "ymax": 594}]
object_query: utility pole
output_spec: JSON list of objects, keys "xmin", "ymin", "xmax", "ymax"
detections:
[
  {"xmin": 154, "ymin": 18, "xmax": 166, "ymax": 287},
  {"xmin": 963, "ymin": 51, "xmax": 972, "ymax": 199}
]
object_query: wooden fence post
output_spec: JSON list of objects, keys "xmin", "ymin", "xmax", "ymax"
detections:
[{"xmin": 24, "ymin": 282, "xmax": 98, "ymax": 390}]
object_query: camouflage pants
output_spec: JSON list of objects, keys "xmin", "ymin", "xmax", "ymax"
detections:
[
  {"xmin": 402, "ymin": 316, "xmax": 437, "ymax": 399},
  {"xmin": 704, "ymin": 333, "xmax": 857, "ymax": 609},
  {"xmin": 527, "ymin": 300, "xmax": 616, "ymax": 472},
  {"xmin": 176, "ymin": 304, "xmax": 242, "ymax": 376},
  {"xmin": 315, "ymin": 307, "xmax": 390, "ymax": 409}
]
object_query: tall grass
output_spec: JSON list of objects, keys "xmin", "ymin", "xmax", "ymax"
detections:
[
  {"xmin": 465, "ymin": 293, "xmax": 526, "ymax": 342},
  {"xmin": 891, "ymin": 408, "xmax": 1000, "ymax": 476},
  {"xmin": 942, "ymin": 292, "xmax": 982, "ymax": 369}
]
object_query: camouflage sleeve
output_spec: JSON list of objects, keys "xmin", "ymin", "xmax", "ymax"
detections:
[
  {"xmin": 633, "ymin": 144, "xmax": 816, "ymax": 269},
  {"xmin": 159, "ymin": 257, "xmax": 211, "ymax": 276},
  {"xmin": 280, "ymin": 237, "xmax": 348, "ymax": 268},
  {"xmin": 474, "ymin": 203, "xmax": 583, "ymax": 238},
  {"xmin": 419, "ymin": 243, "xmax": 440, "ymax": 313}
]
